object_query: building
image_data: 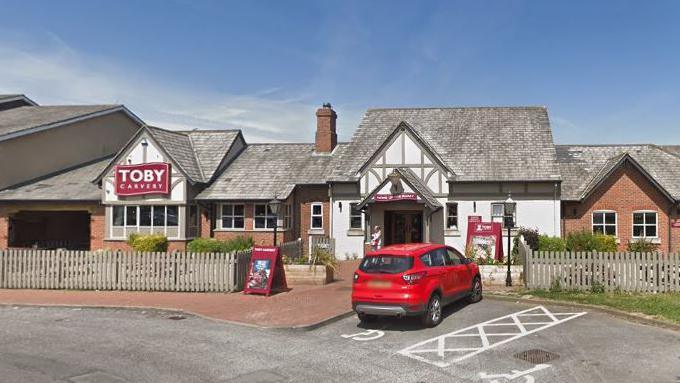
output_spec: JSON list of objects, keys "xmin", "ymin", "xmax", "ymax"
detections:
[
  {"xmin": 558, "ymin": 144, "xmax": 680, "ymax": 252},
  {"xmin": 0, "ymin": 95, "xmax": 678, "ymax": 256}
]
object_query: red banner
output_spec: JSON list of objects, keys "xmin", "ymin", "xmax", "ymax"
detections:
[
  {"xmin": 243, "ymin": 246, "xmax": 287, "ymax": 296},
  {"xmin": 466, "ymin": 216, "xmax": 504, "ymax": 261},
  {"xmin": 375, "ymin": 193, "xmax": 417, "ymax": 202},
  {"xmin": 115, "ymin": 163, "xmax": 170, "ymax": 196}
]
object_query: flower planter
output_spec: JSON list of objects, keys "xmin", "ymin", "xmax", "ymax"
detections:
[
  {"xmin": 478, "ymin": 265, "xmax": 523, "ymax": 286},
  {"xmin": 284, "ymin": 264, "xmax": 334, "ymax": 285}
]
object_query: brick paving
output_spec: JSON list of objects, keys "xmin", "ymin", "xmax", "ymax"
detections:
[{"xmin": 0, "ymin": 260, "xmax": 361, "ymax": 328}]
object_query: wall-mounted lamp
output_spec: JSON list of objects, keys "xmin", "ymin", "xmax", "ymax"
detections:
[
  {"xmin": 141, "ymin": 138, "xmax": 148, "ymax": 147},
  {"xmin": 338, "ymin": 201, "xmax": 343, "ymax": 212}
]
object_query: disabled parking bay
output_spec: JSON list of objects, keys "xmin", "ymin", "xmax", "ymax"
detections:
[{"xmin": 315, "ymin": 299, "xmax": 680, "ymax": 383}]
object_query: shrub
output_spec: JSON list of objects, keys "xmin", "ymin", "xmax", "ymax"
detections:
[
  {"xmin": 518, "ymin": 227, "xmax": 539, "ymax": 250},
  {"xmin": 538, "ymin": 235, "xmax": 567, "ymax": 251},
  {"xmin": 310, "ymin": 246, "xmax": 338, "ymax": 271},
  {"xmin": 127, "ymin": 233, "xmax": 168, "ymax": 252},
  {"xmin": 186, "ymin": 236, "xmax": 254, "ymax": 253},
  {"xmin": 627, "ymin": 237, "xmax": 659, "ymax": 253},
  {"xmin": 565, "ymin": 230, "xmax": 617, "ymax": 252}
]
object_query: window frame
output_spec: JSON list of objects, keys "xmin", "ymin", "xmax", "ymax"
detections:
[
  {"xmin": 349, "ymin": 203, "xmax": 363, "ymax": 230},
  {"xmin": 110, "ymin": 205, "xmax": 180, "ymax": 239},
  {"xmin": 310, "ymin": 202, "xmax": 324, "ymax": 230},
  {"xmin": 491, "ymin": 202, "xmax": 516, "ymax": 228},
  {"xmin": 592, "ymin": 210, "xmax": 617, "ymax": 237},
  {"xmin": 219, "ymin": 203, "xmax": 245, "ymax": 230},
  {"xmin": 632, "ymin": 210, "xmax": 658, "ymax": 238},
  {"xmin": 446, "ymin": 202, "xmax": 458, "ymax": 230}
]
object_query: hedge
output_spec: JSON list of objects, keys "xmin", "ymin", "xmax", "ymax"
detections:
[
  {"xmin": 187, "ymin": 236, "xmax": 254, "ymax": 253},
  {"xmin": 127, "ymin": 233, "xmax": 169, "ymax": 252},
  {"xmin": 538, "ymin": 235, "xmax": 567, "ymax": 251},
  {"xmin": 565, "ymin": 230, "xmax": 617, "ymax": 252}
]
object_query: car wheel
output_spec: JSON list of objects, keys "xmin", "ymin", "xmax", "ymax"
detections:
[
  {"xmin": 357, "ymin": 313, "xmax": 377, "ymax": 323},
  {"xmin": 421, "ymin": 293, "xmax": 442, "ymax": 327},
  {"xmin": 467, "ymin": 276, "xmax": 483, "ymax": 304}
]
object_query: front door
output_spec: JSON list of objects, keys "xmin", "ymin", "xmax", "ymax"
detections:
[{"xmin": 385, "ymin": 211, "xmax": 423, "ymax": 245}]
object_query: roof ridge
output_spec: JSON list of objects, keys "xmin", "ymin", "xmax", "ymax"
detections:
[
  {"xmin": 366, "ymin": 106, "xmax": 547, "ymax": 112},
  {"xmin": 185, "ymin": 133, "xmax": 205, "ymax": 181},
  {"xmin": 556, "ymin": 143, "xmax": 654, "ymax": 148}
]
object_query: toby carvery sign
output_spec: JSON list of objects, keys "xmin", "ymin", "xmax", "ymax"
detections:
[{"xmin": 115, "ymin": 163, "xmax": 170, "ymax": 196}]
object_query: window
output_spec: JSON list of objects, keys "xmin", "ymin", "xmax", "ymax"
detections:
[
  {"xmin": 592, "ymin": 211, "xmax": 616, "ymax": 236},
  {"xmin": 311, "ymin": 203, "xmax": 323, "ymax": 229},
  {"xmin": 447, "ymin": 248, "xmax": 464, "ymax": 265},
  {"xmin": 166, "ymin": 206, "xmax": 178, "ymax": 227},
  {"xmin": 254, "ymin": 204, "xmax": 277, "ymax": 229},
  {"xmin": 221, "ymin": 204, "xmax": 245, "ymax": 229},
  {"xmin": 283, "ymin": 204, "xmax": 292, "ymax": 229},
  {"xmin": 446, "ymin": 203, "xmax": 458, "ymax": 229},
  {"xmin": 139, "ymin": 206, "xmax": 152, "ymax": 226},
  {"xmin": 349, "ymin": 203, "xmax": 362, "ymax": 229},
  {"xmin": 359, "ymin": 255, "xmax": 413, "ymax": 274},
  {"xmin": 491, "ymin": 202, "xmax": 516, "ymax": 227},
  {"xmin": 125, "ymin": 206, "xmax": 137, "ymax": 226},
  {"xmin": 113, "ymin": 206, "xmax": 124, "ymax": 227},
  {"xmin": 633, "ymin": 211, "xmax": 657, "ymax": 238},
  {"xmin": 188, "ymin": 204, "xmax": 200, "ymax": 238},
  {"xmin": 421, "ymin": 248, "xmax": 449, "ymax": 267}
]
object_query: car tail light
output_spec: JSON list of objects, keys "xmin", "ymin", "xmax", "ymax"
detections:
[
  {"xmin": 353, "ymin": 272, "xmax": 359, "ymax": 283},
  {"xmin": 402, "ymin": 271, "xmax": 426, "ymax": 285}
]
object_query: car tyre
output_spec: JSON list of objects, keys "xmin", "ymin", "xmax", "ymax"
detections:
[
  {"xmin": 421, "ymin": 293, "xmax": 443, "ymax": 327},
  {"xmin": 467, "ymin": 276, "xmax": 483, "ymax": 304}
]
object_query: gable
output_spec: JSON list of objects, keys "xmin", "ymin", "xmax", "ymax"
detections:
[{"xmin": 357, "ymin": 124, "xmax": 449, "ymax": 196}]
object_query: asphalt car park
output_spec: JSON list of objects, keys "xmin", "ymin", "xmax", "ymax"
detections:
[{"xmin": 0, "ymin": 299, "xmax": 678, "ymax": 382}]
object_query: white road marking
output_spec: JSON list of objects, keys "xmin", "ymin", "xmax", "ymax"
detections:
[
  {"xmin": 480, "ymin": 363, "xmax": 551, "ymax": 383},
  {"xmin": 341, "ymin": 329, "xmax": 385, "ymax": 341},
  {"xmin": 397, "ymin": 306, "xmax": 586, "ymax": 368}
]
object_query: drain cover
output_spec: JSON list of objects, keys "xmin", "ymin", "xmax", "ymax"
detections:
[
  {"xmin": 167, "ymin": 315, "xmax": 186, "ymax": 320},
  {"xmin": 514, "ymin": 349, "xmax": 560, "ymax": 364}
]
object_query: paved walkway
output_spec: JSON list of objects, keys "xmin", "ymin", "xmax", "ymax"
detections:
[{"xmin": 0, "ymin": 260, "xmax": 361, "ymax": 328}]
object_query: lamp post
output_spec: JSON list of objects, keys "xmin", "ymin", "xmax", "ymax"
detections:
[
  {"xmin": 504, "ymin": 193, "xmax": 516, "ymax": 287},
  {"xmin": 269, "ymin": 198, "xmax": 282, "ymax": 246}
]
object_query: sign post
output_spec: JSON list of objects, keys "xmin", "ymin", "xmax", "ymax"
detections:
[{"xmin": 243, "ymin": 246, "xmax": 287, "ymax": 296}]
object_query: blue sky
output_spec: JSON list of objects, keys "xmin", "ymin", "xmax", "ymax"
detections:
[{"xmin": 1, "ymin": 1, "xmax": 679, "ymax": 143}]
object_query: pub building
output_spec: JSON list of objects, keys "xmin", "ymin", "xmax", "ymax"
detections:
[{"xmin": 3, "ymin": 95, "xmax": 679, "ymax": 256}]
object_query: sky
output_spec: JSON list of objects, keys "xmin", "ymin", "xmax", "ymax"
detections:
[{"xmin": 0, "ymin": 0, "xmax": 679, "ymax": 144}]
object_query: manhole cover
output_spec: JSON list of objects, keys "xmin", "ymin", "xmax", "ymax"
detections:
[
  {"xmin": 167, "ymin": 315, "xmax": 186, "ymax": 320},
  {"xmin": 514, "ymin": 349, "xmax": 560, "ymax": 364}
]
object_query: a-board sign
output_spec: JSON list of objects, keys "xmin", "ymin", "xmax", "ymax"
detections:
[
  {"xmin": 243, "ymin": 246, "xmax": 287, "ymax": 296},
  {"xmin": 465, "ymin": 216, "xmax": 504, "ymax": 262}
]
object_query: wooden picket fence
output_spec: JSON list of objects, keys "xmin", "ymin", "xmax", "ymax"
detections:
[
  {"xmin": 525, "ymin": 250, "xmax": 680, "ymax": 293},
  {"xmin": 0, "ymin": 249, "xmax": 252, "ymax": 292}
]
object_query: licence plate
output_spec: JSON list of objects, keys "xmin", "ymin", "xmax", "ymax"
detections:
[{"xmin": 368, "ymin": 280, "xmax": 391, "ymax": 289}]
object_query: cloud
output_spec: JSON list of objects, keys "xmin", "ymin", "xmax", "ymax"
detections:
[{"xmin": 0, "ymin": 35, "xmax": 360, "ymax": 143}]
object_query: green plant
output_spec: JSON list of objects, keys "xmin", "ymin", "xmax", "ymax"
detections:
[
  {"xmin": 627, "ymin": 237, "xmax": 659, "ymax": 253},
  {"xmin": 590, "ymin": 280, "xmax": 605, "ymax": 294},
  {"xmin": 310, "ymin": 246, "xmax": 338, "ymax": 271},
  {"xmin": 224, "ymin": 236, "xmax": 254, "ymax": 252},
  {"xmin": 538, "ymin": 235, "xmax": 567, "ymax": 251},
  {"xmin": 127, "ymin": 233, "xmax": 168, "ymax": 252},
  {"xmin": 565, "ymin": 230, "xmax": 617, "ymax": 252},
  {"xmin": 549, "ymin": 278, "xmax": 563, "ymax": 293},
  {"xmin": 187, "ymin": 236, "xmax": 254, "ymax": 253}
]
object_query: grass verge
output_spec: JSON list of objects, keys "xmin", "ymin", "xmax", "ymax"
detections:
[{"xmin": 526, "ymin": 290, "xmax": 680, "ymax": 324}]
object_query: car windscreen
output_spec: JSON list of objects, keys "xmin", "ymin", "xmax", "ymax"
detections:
[{"xmin": 359, "ymin": 255, "xmax": 413, "ymax": 274}]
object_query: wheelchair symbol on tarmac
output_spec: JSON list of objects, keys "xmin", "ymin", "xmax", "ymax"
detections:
[
  {"xmin": 479, "ymin": 364, "xmax": 551, "ymax": 383},
  {"xmin": 341, "ymin": 329, "xmax": 385, "ymax": 341}
]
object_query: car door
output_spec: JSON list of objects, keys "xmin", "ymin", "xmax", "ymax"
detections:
[
  {"xmin": 432, "ymin": 247, "xmax": 457, "ymax": 299},
  {"xmin": 447, "ymin": 247, "xmax": 472, "ymax": 295},
  {"xmin": 420, "ymin": 249, "xmax": 450, "ymax": 297}
]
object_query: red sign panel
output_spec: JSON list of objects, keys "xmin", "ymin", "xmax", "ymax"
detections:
[
  {"xmin": 466, "ymin": 216, "xmax": 504, "ymax": 261},
  {"xmin": 672, "ymin": 219, "xmax": 680, "ymax": 228},
  {"xmin": 243, "ymin": 246, "xmax": 287, "ymax": 296},
  {"xmin": 115, "ymin": 162, "xmax": 171, "ymax": 196},
  {"xmin": 375, "ymin": 193, "xmax": 418, "ymax": 202}
]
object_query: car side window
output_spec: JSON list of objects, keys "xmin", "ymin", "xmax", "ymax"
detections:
[
  {"xmin": 430, "ymin": 249, "xmax": 446, "ymax": 267},
  {"xmin": 447, "ymin": 248, "xmax": 464, "ymax": 265},
  {"xmin": 419, "ymin": 253, "xmax": 432, "ymax": 267}
]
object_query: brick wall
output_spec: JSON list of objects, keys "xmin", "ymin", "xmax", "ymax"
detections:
[
  {"xmin": 212, "ymin": 201, "xmax": 293, "ymax": 247},
  {"xmin": 0, "ymin": 208, "xmax": 8, "ymax": 248},
  {"xmin": 295, "ymin": 185, "xmax": 330, "ymax": 255},
  {"xmin": 90, "ymin": 206, "xmax": 105, "ymax": 250},
  {"xmin": 562, "ymin": 162, "xmax": 677, "ymax": 252}
]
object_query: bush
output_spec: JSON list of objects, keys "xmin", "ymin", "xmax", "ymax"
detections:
[
  {"xmin": 186, "ymin": 236, "xmax": 254, "ymax": 253},
  {"xmin": 310, "ymin": 246, "xmax": 338, "ymax": 271},
  {"xmin": 565, "ymin": 230, "xmax": 617, "ymax": 252},
  {"xmin": 538, "ymin": 235, "xmax": 567, "ymax": 251},
  {"xmin": 127, "ymin": 233, "xmax": 168, "ymax": 252},
  {"xmin": 627, "ymin": 237, "xmax": 659, "ymax": 253},
  {"xmin": 512, "ymin": 227, "xmax": 540, "ymax": 257}
]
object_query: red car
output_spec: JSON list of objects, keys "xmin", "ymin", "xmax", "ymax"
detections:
[{"xmin": 352, "ymin": 243, "xmax": 482, "ymax": 327}]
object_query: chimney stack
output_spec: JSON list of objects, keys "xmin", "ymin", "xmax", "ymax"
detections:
[{"xmin": 315, "ymin": 103, "xmax": 337, "ymax": 153}]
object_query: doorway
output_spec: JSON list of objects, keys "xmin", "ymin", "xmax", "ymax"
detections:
[
  {"xmin": 384, "ymin": 210, "xmax": 423, "ymax": 245},
  {"xmin": 8, "ymin": 210, "xmax": 91, "ymax": 250}
]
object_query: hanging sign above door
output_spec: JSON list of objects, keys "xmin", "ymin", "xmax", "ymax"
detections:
[
  {"xmin": 375, "ymin": 193, "xmax": 418, "ymax": 202},
  {"xmin": 114, "ymin": 162, "xmax": 171, "ymax": 196}
]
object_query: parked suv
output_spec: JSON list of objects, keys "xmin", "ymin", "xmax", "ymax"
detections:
[{"xmin": 351, "ymin": 243, "xmax": 481, "ymax": 327}]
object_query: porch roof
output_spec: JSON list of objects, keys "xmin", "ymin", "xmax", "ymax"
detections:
[{"xmin": 356, "ymin": 167, "xmax": 442, "ymax": 211}]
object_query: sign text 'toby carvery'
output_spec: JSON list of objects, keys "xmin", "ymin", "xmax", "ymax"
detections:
[{"xmin": 114, "ymin": 163, "xmax": 171, "ymax": 196}]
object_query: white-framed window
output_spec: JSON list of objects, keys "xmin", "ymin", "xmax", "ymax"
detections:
[
  {"xmin": 491, "ymin": 202, "xmax": 516, "ymax": 227},
  {"xmin": 446, "ymin": 202, "xmax": 458, "ymax": 229},
  {"xmin": 111, "ymin": 205, "xmax": 179, "ymax": 238},
  {"xmin": 220, "ymin": 204, "xmax": 245, "ymax": 229},
  {"xmin": 592, "ymin": 211, "xmax": 617, "ymax": 236},
  {"xmin": 311, "ymin": 203, "xmax": 323, "ymax": 229},
  {"xmin": 283, "ymin": 203, "xmax": 292, "ymax": 229},
  {"xmin": 254, "ymin": 204, "xmax": 277, "ymax": 229},
  {"xmin": 349, "ymin": 203, "xmax": 362, "ymax": 229},
  {"xmin": 633, "ymin": 211, "xmax": 658, "ymax": 238}
]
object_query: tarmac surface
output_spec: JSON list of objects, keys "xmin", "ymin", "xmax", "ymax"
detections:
[{"xmin": 0, "ymin": 298, "xmax": 678, "ymax": 383}]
